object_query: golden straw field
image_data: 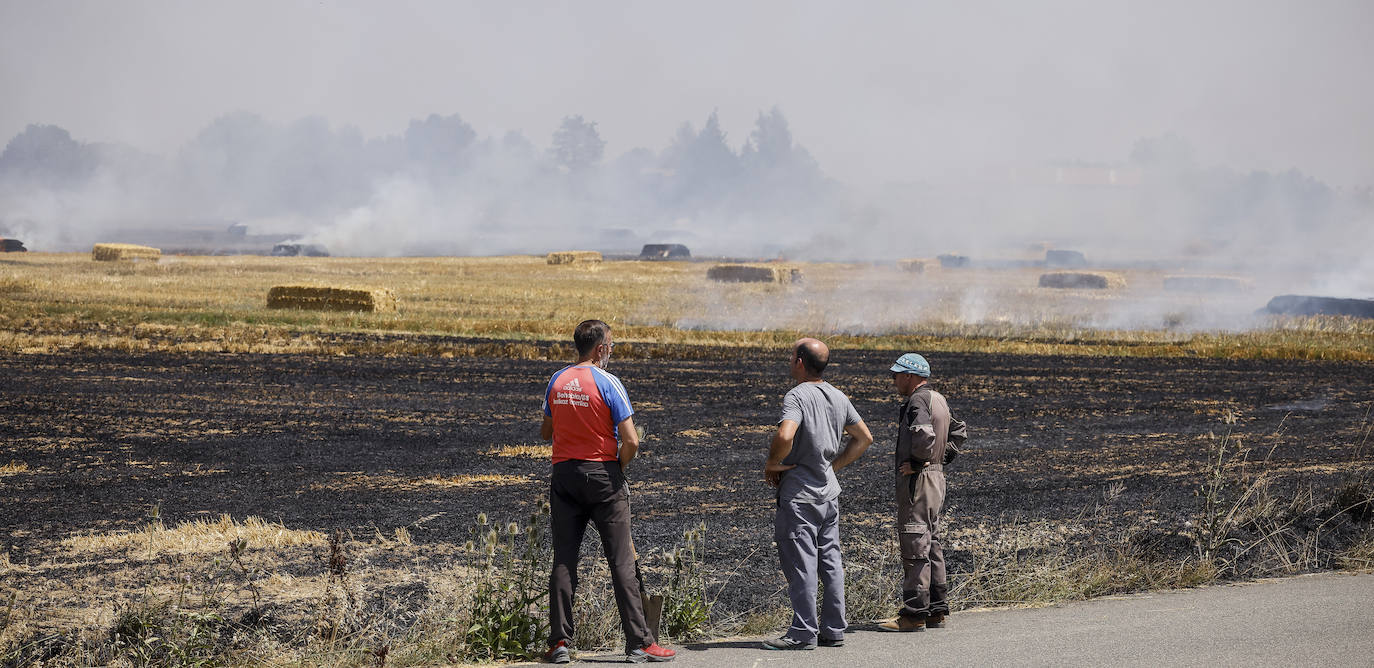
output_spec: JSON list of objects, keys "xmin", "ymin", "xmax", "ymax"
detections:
[{"xmin": 1, "ymin": 252, "xmax": 1372, "ymax": 360}]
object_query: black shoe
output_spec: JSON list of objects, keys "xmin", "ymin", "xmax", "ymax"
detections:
[
  {"xmin": 926, "ymin": 613, "xmax": 946, "ymax": 629},
  {"xmin": 818, "ymin": 636, "xmax": 845, "ymax": 647}
]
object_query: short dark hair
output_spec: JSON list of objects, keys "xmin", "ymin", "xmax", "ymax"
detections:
[
  {"xmin": 574, "ymin": 320, "xmax": 611, "ymax": 357},
  {"xmin": 795, "ymin": 341, "xmax": 828, "ymax": 376}
]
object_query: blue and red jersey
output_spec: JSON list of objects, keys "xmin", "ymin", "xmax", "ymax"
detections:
[{"xmin": 543, "ymin": 364, "xmax": 634, "ymax": 463}]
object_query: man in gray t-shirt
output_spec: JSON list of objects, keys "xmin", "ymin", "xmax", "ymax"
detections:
[{"xmin": 762, "ymin": 338, "xmax": 874, "ymax": 651}]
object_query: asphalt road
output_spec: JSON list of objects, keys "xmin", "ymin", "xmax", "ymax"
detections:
[{"xmin": 575, "ymin": 572, "xmax": 1374, "ymax": 666}]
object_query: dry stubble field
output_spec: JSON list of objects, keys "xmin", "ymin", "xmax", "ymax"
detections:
[{"xmin": 1, "ymin": 253, "xmax": 1373, "ymax": 664}]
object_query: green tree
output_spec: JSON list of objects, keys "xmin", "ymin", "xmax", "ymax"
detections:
[{"xmin": 550, "ymin": 115, "xmax": 606, "ymax": 172}]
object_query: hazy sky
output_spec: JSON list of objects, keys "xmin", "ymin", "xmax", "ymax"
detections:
[{"xmin": 3, "ymin": 0, "xmax": 1372, "ymax": 188}]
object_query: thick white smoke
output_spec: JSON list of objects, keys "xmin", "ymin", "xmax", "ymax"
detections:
[{"xmin": 2, "ymin": 112, "xmax": 1371, "ymax": 335}]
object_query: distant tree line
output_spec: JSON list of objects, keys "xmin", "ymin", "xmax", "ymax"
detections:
[
  {"xmin": 1125, "ymin": 133, "xmax": 1371, "ymax": 242},
  {"xmin": 0, "ymin": 107, "xmax": 839, "ymax": 251},
  {"xmin": 0, "ymin": 116, "xmax": 1368, "ymax": 258}
]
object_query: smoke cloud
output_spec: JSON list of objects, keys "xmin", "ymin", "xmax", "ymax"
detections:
[{"xmin": 1, "ymin": 1, "xmax": 1371, "ymax": 332}]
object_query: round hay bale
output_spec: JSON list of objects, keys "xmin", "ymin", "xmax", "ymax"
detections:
[
  {"xmin": 639, "ymin": 244, "xmax": 691, "ymax": 260},
  {"xmin": 1264, "ymin": 295, "xmax": 1374, "ymax": 319},
  {"xmin": 271, "ymin": 243, "xmax": 330, "ymax": 257},
  {"xmin": 1038, "ymin": 271, "xmax": 1125, "ymax": 289}
]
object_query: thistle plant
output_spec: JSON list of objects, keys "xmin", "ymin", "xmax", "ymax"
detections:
[
  {"xmin": 460, "ymin": 502, "xmax": 551, "ymax": 661},
  {"xmin": 661, "ymin": 522, "xmax": 710, "ymax": 640}
]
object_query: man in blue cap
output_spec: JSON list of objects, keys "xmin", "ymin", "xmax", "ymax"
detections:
[{"xmin": 879, "ymin": 353, "xmax": 967, "ymax": 632}]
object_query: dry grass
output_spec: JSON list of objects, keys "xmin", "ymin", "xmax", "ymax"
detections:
[
  {"xmin": 91, "ymin": 243, "xmax": 161, "ymax": 262},
  {"xmin": 422, "ymin": 474, "xmax": 532, "ymax": 487},
  {"xmin": 486, "ymin": 444, "xmax": 553, "ymax": 459},
  {"xmin": 546, "ymin": 251, "xmax": 603, "ymax": 265},
  {"xmin": 0, "ymin": 274, "xmax": 36, "ymax": 293},
  {"xmin": 266, "ymin": 284, "xmax": 398, "ymax": 312},
  {"xmin": 0, "ymin": 252, "xmax": 1372, "ymax": 360},
  {"xmin": 5, "ymin": 519, "xmax": 486, "ymax": 668},
  {"xmin": 0, "ymin": 460, "xmax": 28, "ymax": 474},
  {"xmin": 1338, "ymin": 532, "xmax": 1374, "ymax": 572},
  {"xmin": 61, "ymin": 515, "xmax": 325, "ymax": 555},
  {"xmin": 307, "ymin": 472, "xmax": 534, "ymax": 494}
]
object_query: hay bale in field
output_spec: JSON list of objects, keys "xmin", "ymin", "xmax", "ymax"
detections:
[
  {"xmin": 898, "ymin": 258, "xmax": 928, "ymax": 273},
  {"xmin": 1038, "ymin": 271, "xmax": 1125, "ymax": 289},
  {"xmin": 639, "ymin": 243, "xmax": 691, "ymax": 260},
  {"xmin": 937, "ymin": 254, "xmax": 969, "ymax": 268},
  {"xmin": 1, "ymin": 238, "xmax": 27, "ymax": 252},
  {"xmin": 1163, "ymin": 275, "xmax": 1251, "ymax": 292},
  {"xmin": 266, "ymin": 285, "xmax": 397, "ymax": 312},
  {"xmin": 707, "ymin": 264, "xmax": 801, "ymax": 283},
  {"xmin": 1264, "ymin": 295, "xmax": 1374, "ymax": 319},
  {"xmin": 1045, "ymin": 249, "xmax": 1088, "ymax": 267},
  {"xmin": 546, "ymin": 250, "xmax": 603, "ymax": 265},
  {"xmin": 92, "ymin": 243, "xmax": 161, "ymax": 262},
  {"xmin": 271, "ymin": 243, "xmax": 330, "ymax": 257}
]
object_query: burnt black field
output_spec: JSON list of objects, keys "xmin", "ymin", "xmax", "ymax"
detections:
[{"xmin": 3, "ymin": 346, "xmax": 1372, "ymax": 619}]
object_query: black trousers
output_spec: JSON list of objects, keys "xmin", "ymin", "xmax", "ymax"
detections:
[{"xmin": 549, "ymin": 459, "xmax": 652, "ymax": 651}]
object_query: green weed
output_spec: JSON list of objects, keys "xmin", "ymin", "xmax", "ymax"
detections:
[
  {"xmin": 459, "ymin": 506, "xmax": 551, "ymax": 662},
  {"xmin": 658, "ymin": 523, "xmax": 711, "ymax": 641}
]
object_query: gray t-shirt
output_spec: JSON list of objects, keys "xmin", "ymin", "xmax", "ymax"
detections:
[{"xmin": 778, "ymin": 381, "xmax": 863, "ymax": 504}]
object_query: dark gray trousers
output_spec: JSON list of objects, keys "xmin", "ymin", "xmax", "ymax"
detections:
[
  {"xmin": 549, "ymin": 460, "xmax": 652, "ymax": 651},
  {"xmin": 775, "ymin": 496, "xmax": 847, "ymax": 642}
]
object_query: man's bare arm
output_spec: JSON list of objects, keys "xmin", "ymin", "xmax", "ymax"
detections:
[
  {"xmin": 617, "ymin": 416, "xmax": 640, "ymax": 471},
  {"xmin": 765, "ymin": 420, "xmax": 799, "ymax": 487},
  {"xmin": 831, "ymin": 420, "xmax": 874, "ymax": 472},
  {"xmin": 767, "ymin": 420, "xmax": 798, "ymax": 468},
  {"xmin": 540, "ymin": 415, "xmax": 553, "ymax": 441}
]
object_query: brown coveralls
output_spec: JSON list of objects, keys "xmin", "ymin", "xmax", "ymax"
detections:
[{"xmin": 895, "ymin": 385, "xmax": 964, "ymax": 619}]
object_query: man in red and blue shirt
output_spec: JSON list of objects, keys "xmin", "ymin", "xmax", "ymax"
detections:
[{"xmin": 540, "ymin": 319, "xmax": 674, "ymax": 664}]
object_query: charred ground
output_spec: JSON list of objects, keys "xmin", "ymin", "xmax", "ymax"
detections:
[{"xmin": 2, "ymin": 345, "xmax": 1372, "ymax": 631}]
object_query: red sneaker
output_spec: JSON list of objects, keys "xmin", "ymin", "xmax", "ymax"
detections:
[
  {"xmin": 545, "ymin": 639, "xmax": 571, "ymax": 664},
  {"xmin": 626, "ymin": 642, "xmax": 675, "ymax": 663}
]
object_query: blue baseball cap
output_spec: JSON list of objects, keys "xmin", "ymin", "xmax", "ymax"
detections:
[{"xmin": 890, "ymin": 353, "xmax": 930, "ymax": 377}]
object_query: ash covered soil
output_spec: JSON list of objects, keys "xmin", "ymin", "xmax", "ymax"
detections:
[{"xmin": 2, "ymin": 346, "xmax": 1372, "ymax": 619}]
